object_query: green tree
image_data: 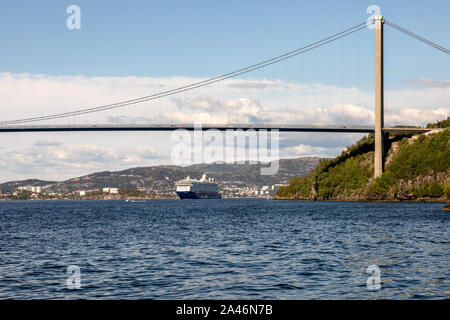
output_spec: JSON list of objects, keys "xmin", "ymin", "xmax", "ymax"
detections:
[
  {"xmin": 444, "ymin": 180, "xmax": 450, "ymax": 200},
  {"xmin": 428, "ymin": 182, "xmax": 444, "ymax": 198}
]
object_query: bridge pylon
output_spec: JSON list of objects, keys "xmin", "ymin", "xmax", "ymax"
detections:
[{"xmin": 374, "ymin": 15, "xmax": 385, "ymax": 178}]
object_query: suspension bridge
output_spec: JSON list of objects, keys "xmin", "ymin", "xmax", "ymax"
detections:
[{"xmin": 1, "ymin": 16, "xmax": 448, "ymax": 177}]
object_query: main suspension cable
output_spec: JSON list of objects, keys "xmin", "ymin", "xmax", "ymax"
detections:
[{"xmin": 384, "ymin": 19, "xmax": 450, "ymax": 55}]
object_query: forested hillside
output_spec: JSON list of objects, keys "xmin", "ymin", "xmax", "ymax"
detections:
[{"xmin": 276, "ymin": 126, "xmax": 449, "ymax": 201}]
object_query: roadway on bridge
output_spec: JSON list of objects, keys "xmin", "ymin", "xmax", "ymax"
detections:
[{"xmin": 0, "ymin": 124, "xmax": 431, "ymax": 133}]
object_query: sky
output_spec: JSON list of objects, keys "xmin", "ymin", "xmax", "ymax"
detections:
[{"xmin": 0, "ymin": 0, "xmax": 449, "ymax": 182}]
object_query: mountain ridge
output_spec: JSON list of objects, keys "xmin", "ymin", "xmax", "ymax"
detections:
[{"xmin": 0, "ymin": 157, "xmax": 322, "ymax": 196}]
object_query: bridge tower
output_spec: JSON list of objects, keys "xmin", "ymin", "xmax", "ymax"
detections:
[{"xmin": 374, "ymin": 15, "xmax": 385, "ymax": 178}]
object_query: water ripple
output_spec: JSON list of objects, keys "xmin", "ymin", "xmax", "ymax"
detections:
[{"xmin": 0, "ymin": 199, "xmax": 448, "ymax": 299}]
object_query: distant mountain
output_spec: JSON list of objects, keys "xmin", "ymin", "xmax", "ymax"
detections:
[
  {"xmin": 0, "ymin": 157, "xmax": 321, "ymax": 195},
  {"xmin": 0, "ymin": 179, "xmax": 56, "ymax": 193}
]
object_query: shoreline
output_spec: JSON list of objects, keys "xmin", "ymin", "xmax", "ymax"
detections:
[
  {"xmin": 272, "ymin": 196, "xmax": 447, "ymax": 203},
  {"xmin": 0, "ymin": 197, "xmax": 447, "ymax": 204},
  {"xmin": 0, "ymin": 196, "xmax": 270, "ymax": 201}
]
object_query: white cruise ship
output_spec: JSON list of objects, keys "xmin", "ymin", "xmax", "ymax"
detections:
[{"xmin": 175, "ymin": 174, "xmax": 221, "ymax": 199}]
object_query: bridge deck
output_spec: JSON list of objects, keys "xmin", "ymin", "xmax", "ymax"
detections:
[{"xmin": 0, "ymin": 124, "xmax": 432, "ymax": 133}]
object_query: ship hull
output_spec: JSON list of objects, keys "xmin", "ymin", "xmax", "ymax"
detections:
[{"xmin": 176, "ymin": 191, "xmax": 221, "ymax": 199}]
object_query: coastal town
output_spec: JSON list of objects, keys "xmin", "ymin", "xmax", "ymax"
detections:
[
  {"xmin": 0, "ymin": 158, "xmax": 318, "ymax": 201},
  {"xmin": 0, "ymin": 182, "xmax": 285, "ymax": 200}
]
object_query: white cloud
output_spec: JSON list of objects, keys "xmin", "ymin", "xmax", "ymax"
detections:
[
  {"xmin": 281, "ymin": 144, "xmax": 342, "ymax": 159},
  {"xmin": 0, "ymin": 141, "xmax": 167, "ymax": 181},
  {"xmin": 172, "ymin": 96, "xmax": 226, "ymax": 112},
  {"xmin": 33, "ymin": 139, "xmax": 63, "ymax": 147},
  {"xmin": 412, "ymin": 77, "xmax": 450, "ymax": 88}
]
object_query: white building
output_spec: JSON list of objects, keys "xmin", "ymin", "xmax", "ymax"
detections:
[
  {"xmin": 17, "ymin": 186, "xmax": 41, "ymax": 193},
  {"xmin": 31, "ymin": 186, "xmax": 41, "ymax": 193},
  {"xmin": 103, "ymin": 187, "xmax": 119, "ymax": 194}
]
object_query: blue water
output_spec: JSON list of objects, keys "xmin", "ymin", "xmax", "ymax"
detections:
[{"xmin": 0, "ymin": 199, "xmax": 448, "ymax": 299}]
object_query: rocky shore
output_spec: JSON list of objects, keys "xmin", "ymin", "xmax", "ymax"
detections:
[{"xmin": 272, "ymin": 195, "xmax": 447, "ymax": 203}]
